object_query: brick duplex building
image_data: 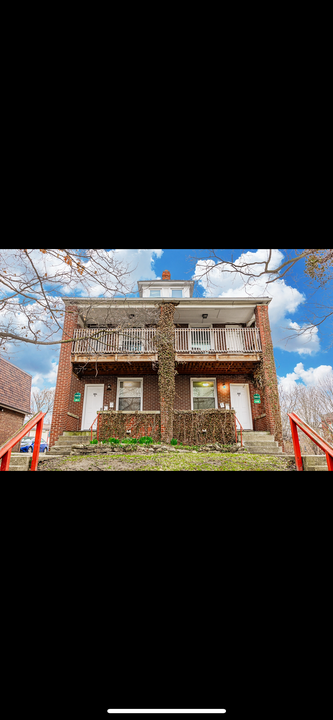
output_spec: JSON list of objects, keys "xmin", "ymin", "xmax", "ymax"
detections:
[
  {"xmin": 50, "ymin": 271, "xmax": 283, "ymax": 447},
  {"xmin": 0, "ymin": 357, "xmax": 32, "ymax": 451}
]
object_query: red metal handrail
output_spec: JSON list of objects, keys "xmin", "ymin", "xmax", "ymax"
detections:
[
  {"xmin": 90, "ymin": 414, "xmax": 100, "ymax": 442},
  {"xmin": 288, "ymin": 412, "xmax": 333, "ymax": 471},
  {"xmin": 0, "ymin": 411, "xmax": 46, "ymax": 471},
  {"xmin": 234, "ymin": 414, "xmax": 243, "ymax": 447}
]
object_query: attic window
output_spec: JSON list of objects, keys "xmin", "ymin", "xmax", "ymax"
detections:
[
  {"xmin": 172, "ymin": 289, "xmax": 182, "ymax": 298},
  {"xmin": 150, "ymin": 289, "xmax": 161, "ymax": 297}
]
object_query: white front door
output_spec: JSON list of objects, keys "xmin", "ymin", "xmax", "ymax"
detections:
[
  {"xmin": 230, "ymin": 384, "xmax": 253, "ymax": 430},
  {"xmin": 81, "ymin": 384, "xmax": 104, "ymax": 430}
]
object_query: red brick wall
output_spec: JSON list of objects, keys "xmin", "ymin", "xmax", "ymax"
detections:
[
  {"xmin": 0, "ymin": 407, "xmax": 26, "ymax": 452},
  {"xmin": 142, "ymin": 376, "xmax": 159, "ymax": 411},
  {"xmin": 0, "ymin": 357, "xmax": 31, "ymax": 414},
  {"xmin": 255, "ymin": 305, "xmax": 283, "ymax": 447},
  {"xmin": 50, "ymin": 305, "xmax": 79, "ymax": 446}
]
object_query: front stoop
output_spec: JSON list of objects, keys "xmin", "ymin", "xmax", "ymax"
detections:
[
  {"xmin": 238, "ymin": 430, "xmax": 284, "ymax": 455},
  {"xmin": 48, "ymin": 431, "xmax": 95, "ymax": 457}
]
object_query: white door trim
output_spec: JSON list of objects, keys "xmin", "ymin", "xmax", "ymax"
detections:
[
  {"xmin": 230, "ymin": 383, "xmax": 253, "ymax": 430},
  {"xmin": 81, "ymin": 384, "xmax": 105, "ymax": 430}
]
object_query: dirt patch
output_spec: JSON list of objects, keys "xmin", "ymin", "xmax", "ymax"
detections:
[{"xmin": 38, "ymin": 453, "xmax": 296, "ymax": 472}]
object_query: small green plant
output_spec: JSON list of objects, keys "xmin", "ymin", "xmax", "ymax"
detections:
[
  {"xmin": 108, "ymin": 437, "xmax": 120, "ymax": 445},
  {"xmin": 121, "ymin": 437, "xmax": 138, "ymax": 445},
  {"xmin": 90, "ymin": 439, "xmax": 98, "ymax": 445},
  {"xmin": 171, "ymin": 439, "xmax": 178, "ymax": 446},
  {"xmin": 139, "ymin": 436, "xmax": 153, "ymax": 445}
]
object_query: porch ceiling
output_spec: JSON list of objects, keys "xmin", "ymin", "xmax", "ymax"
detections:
[
  {"xmin": 73, "ymin": 359, "xmax": 259, "ymax": 377},
  {"xmin": 73, "ymin": 361, "xmax": 158, "ymax": 377},
  {"xmin": 173, "ymin": 305, "xmax": 256, "ymax": 324},
  {"xmin": 176, "ymin": 360, "xmax": 259, "ymax": 374}
]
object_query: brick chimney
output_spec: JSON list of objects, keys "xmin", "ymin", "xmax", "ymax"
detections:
[{"xmin": 162, "ymin": 270, "xmax": 171, "ymax": 280}]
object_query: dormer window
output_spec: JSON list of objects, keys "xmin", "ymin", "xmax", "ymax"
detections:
[
  {"xmin": 172, "ymin": 289, "xmax": 183, "ymax": 298},
  {"xmin": 150, "ymin": 289, "xmax": 161, "ymax": 297}
]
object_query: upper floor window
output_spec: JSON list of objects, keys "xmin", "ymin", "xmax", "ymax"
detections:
[
  {"xmin": 172, "ymin": 289, "xmax": 183, "ymax": 298},
  {"xmin": 150, "ymin": 289, "xmax": 161, "ymax": 297}
]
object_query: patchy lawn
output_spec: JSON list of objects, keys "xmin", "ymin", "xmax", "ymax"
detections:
[{"xmin": 38, "ymin": 453, "xmax": 296, "ymax": 472}]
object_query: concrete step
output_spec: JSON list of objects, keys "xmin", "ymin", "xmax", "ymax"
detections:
[
  {"xmin": 49, "ymin": 447, "xmax": 72, "ymax": 455},
  {"xmin": 303, "ymin": 456, "xmax": 328, "ymax": 471},
  {"xmin": 243, "ymin": 441, "xmax": 281, "ymax": 451},
  {"xmin": 54, "ymin": 437, "xmax": 92, "ymax": 446},
  {"xmin": 243, "ymin": 436, "xmax": 276, "ymax": 444},
  {"xmin": 243, "ymin": 445, "xmax": 283, "ymax": 454},
  {"xmin": 63, "ymin": 431, "xmax": 95, "ymax": 437},
  {"xmin": 238, "ymin": 431, "xmax": 274, "ymax": 442},
  {"xmin": 9, "ymin": 454, "xmax": 31, "ymax": 471}
]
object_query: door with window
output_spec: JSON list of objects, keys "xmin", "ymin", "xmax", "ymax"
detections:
[
  {"xmin": 191, "ymin": 379, "xmax": 217, "ymax": 410},
  {"xmin": 81, "ymin": 384, "xmax": 104, "ymax": 430},
  {"xmin": 230, "ymin": 384, "xmax": 253, "ymax": 429},
  {"xmin": 117, "ymin": 379, "xmax": 143, "ymax": 411}
]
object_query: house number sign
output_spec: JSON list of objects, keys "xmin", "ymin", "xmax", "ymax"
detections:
[
  {"xmin": 253, "ymin": 394, "xmax": 261, "ymax": 404},
  {"xmin": 74, "ymin": 393, "xmax": 81, "ymax": 402}
]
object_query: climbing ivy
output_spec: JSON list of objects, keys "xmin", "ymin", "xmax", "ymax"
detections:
[
  {"xmin": 157, "ymin": 302, "xmax": 178, "ymax": 444},
  {"xmin": 98, "ymin": 412, "xmax": 160, "ymax": 442},
  {"xmin": 173, "ymin": 410, "xmax": 236, "ymax": 446}
]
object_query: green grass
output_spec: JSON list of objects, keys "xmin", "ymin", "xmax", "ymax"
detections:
[{"xmin": 54, "ymin": 452, "xmax": 295, "ymax": 472}]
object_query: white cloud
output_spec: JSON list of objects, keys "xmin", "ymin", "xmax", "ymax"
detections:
[
  {"xmin": 193, "ymin": 249, "xmax": 320, "ymax": 355},
  {"xmin": 278, "ymin": 362, "xmax": 333, "ymax": 392}
]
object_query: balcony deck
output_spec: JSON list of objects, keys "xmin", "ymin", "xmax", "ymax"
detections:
[{"xmin": 71, "ymin": 327, "xmax": 262, "ymax": 364}]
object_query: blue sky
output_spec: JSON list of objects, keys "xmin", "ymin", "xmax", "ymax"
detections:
[{"xmin": 2, "ymin": 248, "xmax": 332, "ymax": 403}]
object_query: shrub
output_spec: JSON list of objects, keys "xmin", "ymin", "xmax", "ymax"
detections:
[
  {"xmin": 139, "ymin": 436, "xmax": 153, "ymax": 445},
  {"xmin": 108, "ymin": 438, "xmax": 120, "ymax": 445},
  {"xmin": 90, "ymin": 439, "xmax": 98, "ymax": 445},
  {"xmin": 171, "ymin": 439, "xmax": 178, "ymax": 446},
  {"xmin": 120, "ymin": 437, "xmax": 138, "ymax": 445}
]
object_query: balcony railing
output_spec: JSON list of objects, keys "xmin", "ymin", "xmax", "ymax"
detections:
[
  {"xmin": 71, "ymin": 327, "xmax": 262, "ymax": 356},
  {"xmin": 175, "ymin": 327, "xmax": 262, "ymax": 353},
  {"xmin": 72, "ymin": 328, "xmax": 158, "ymax": 354}
]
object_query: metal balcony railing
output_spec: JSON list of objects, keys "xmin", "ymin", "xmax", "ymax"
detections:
[{"xmin": 71, "ymin": 326, "xmax": 262, "ymax": 356}]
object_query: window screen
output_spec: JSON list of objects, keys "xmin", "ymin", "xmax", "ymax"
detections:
[
  {"xmin": 118, "ymin": 380, "xmax": 142, "ymax": 411},
  {"xmin": 192, "ymin": 381, "xmax": 215, "ymax": 410},
  {"xmin": 172, "ymin": 289, "xmax": 183, "ymax": 298},
  {"xmin": 150, "ymin": 290, "xmax": 161, "ymax": 297}
]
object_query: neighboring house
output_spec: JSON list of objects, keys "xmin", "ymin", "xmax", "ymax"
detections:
[
  {"xmin": 0, "ymin": 357, "xmax": 32, "ymax": 451},
  {"xmin": 50, "ymin": 270, "xmax": 283, "ymax": 447}
]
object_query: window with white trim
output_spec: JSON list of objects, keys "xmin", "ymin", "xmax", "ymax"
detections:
[
  {"xmin": 150, "ymin": 289, "xmax": 161, "ymax": 297},
  {"xmin": 191, "ymin": 379, "xmax": 217, "ymax": 410},
  {"xmin": 117, "ymin": 379, "xmax": 143, "ymax": 412},
  {"xmin": 172, "ymin": 289, "xmax": 183, "ymax": 298}
]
